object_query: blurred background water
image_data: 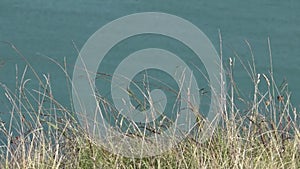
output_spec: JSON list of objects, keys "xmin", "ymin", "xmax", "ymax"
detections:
[{"xmin": 0, "ymin": 1, "xmax": 299, "ymax": 127}]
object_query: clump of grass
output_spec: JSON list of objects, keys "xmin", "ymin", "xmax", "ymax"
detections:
[{"xmin": 0, "ymin": 39, "xmax": 299, "ymax": 169}]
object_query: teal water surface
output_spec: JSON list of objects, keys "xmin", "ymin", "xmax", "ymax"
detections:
[{"xmin": 0, "ymin": 1, "xmax": 299, "ymax": 127}]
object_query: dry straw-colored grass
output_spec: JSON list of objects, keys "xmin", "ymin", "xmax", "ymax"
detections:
[{"xmin": 0, "ymin": 39, "xmax": 299, "ymax": 169}]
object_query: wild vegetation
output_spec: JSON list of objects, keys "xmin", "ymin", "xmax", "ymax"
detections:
[{"xmin": 0, "ymin": 40, "xmax": 299, "ymax": 168}]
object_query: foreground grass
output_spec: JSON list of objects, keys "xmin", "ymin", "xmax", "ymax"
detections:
[{"xmin": 0, "ymin": 42, "xmax": 299, "ymax": 168}]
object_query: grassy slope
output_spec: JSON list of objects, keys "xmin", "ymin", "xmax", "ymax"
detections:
[{"xmin": 0, "ymin": 43, "xmax": 299, "ymax": 169}]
